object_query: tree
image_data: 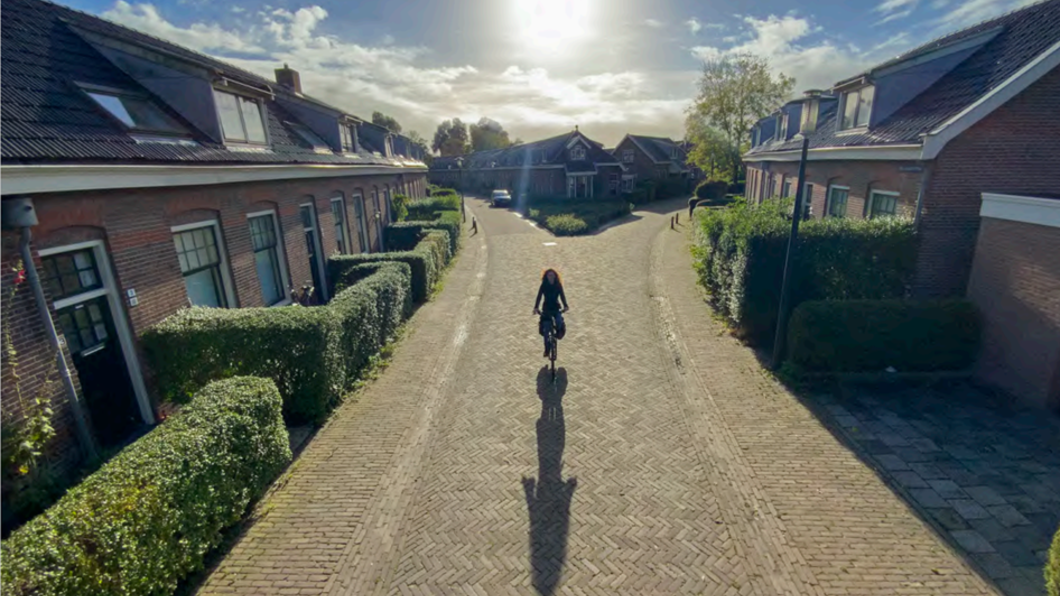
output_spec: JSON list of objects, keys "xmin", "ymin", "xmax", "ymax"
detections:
[
  {"xmin": 685, "ymin": 115, "xmax": 736, "ymax": 182},
  {"xmin": 405, "ymin": 130, "xmax": 433, "ymax": 164},
  {"xmin": 372, "ymin": 111, "xmax": 402, "ymax": 133},
  {"xmin": 687, "ymin": 54, "xmax": 794, "ymax": 182},
  {"xmin": 432, "ymin": 119, "xmax": 470, "ymax": 157},
  {"xmin": 469, "ymin": 117, "xmax": 512, "ymax": 152}
]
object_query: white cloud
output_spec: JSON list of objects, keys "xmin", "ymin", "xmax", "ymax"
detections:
[
  {"xmin": 99, "ymin": 2, "xmax": 689, "ymax": 145},
  {"xmin": 690, "ymin": 14, "xmax": 894, "ymax": 91},
  {"xmin": 644, "ymin": 18, "xmax": 663, "ymax": 28},
  {"xmin": 935, "ymin": 0, "xmax": 1038, "ymax": 27},
  {"xmin": 875, "ymin": 0, "xmax": 918, "ymax": 13},
  {"xmin": 877, "ymin": 8, "xmax": 914, "ymax": 23},
  {"xmin": 685, "ymin": 17, "xmax": 702, "ymax": 34}
]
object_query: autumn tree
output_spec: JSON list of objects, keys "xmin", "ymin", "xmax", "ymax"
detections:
[
  {"xmin": 372, "ymin": 111, "xmax": 402, "ymax": 133},
  {"xmin": 469, "ymin": 117, "xmax": 512, "ymax": 152},
  {"xmin": 687, "ymin": 54, "xmax": 793, "ymax": 182},
  {"xmin": 432, "ymin": 119, "xmax": 470, "ymax": 156}
]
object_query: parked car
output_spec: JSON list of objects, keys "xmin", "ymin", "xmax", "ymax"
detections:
[{"xmin": 491, "ymin": 190, "xmax": 512, "ymax": 207}]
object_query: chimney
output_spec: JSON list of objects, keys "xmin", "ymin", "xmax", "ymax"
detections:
[{"xmin": 275, "ymin": 63, "xmax": 302, "ymax": 93}]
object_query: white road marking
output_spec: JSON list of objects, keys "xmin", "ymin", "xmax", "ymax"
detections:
[{"xmin": 543, "ymin": 242, "xmax": 557, "ymax": 246}]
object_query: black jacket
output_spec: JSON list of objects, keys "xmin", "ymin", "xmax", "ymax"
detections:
[{"xmin": 535, "ymin": 280, "xmax": 568, "ymax": 312}]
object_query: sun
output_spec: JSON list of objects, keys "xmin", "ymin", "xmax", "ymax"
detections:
[{"xmin": 514, "ymin": 0, "xmax": 594, "ymax": 52}]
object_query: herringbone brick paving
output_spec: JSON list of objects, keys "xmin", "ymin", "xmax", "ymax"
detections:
[{"xmin": 197, "ymin": 198, "xmax": 1002, "ymax": 596}]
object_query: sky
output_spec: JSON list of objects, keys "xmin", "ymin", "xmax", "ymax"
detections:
[{"xmin": 60, "ymin": 0, "xmax": 1041, "ymax": 148}]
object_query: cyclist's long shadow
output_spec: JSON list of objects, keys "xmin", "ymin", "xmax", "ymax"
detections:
[{"xmin": 522, "ymin": 366, "xmax": 576, "ymax": 596}]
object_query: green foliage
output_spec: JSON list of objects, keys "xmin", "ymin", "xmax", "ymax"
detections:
[
  {"xmin": 545, "ymin": 214, "xmax": 589, "ymax": 236},
  {"xmin": 386, "ymin": 214, "xmax": 461, "ymax": 255},
  {"xmin": 787, "ymin": 300, "xmax": 981, "ymax": 372},
  {"xmin": 432, "ymin": 119, "xmax": 470, "ymax": 156},
  {"xmin": 327, "ymin": 263, "xmax": 413, "ymax": 381},
  {"xmin": 1047, "ymin": 525, "xmax": 1060, "ymax": 596},
  {"xmin": 371, "ymin": 111, "xmax": 402, "ymax": 133},
  {"xmin": 407, "ymin": 195, "xmax": 460, "ymax": 220},
  {"xmin": 0, "ymin": 377, "xmax": 291, "ymax": 596},
  {"xmin": 696, "ymin": 180, "xmax": 728, "ymax": 201},
  {"xmin": 143, "ymin": 264, "xmax": 412, "ymax": 423},
  {"xmin": 328, "ymin": 233, "xmax": 450, "ymax": 304},
  {"xmin": 469, "ymin": 117, "xmax": 512, "ymax": 152},
  {"xmin": 523, "ymin": 197, "xmax": 632, "ymax": 235},
  {"xmin": 392, "ymin": 193, "xmax": 410, "ymax": 222},
  {"xmin": 428, "ymin": 186, "xmax": 457, "ymax": 197},
  {"xmin": 693, "ymin": 198, "xmax": 917, "ymax": 344}
]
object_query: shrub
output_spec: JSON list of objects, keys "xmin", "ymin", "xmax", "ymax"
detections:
[
  {"xmin": 787, "ymin": 300, "xmax": 981, "ymax": 372},
  {"xmin": 0, "ymin": 377, "xmax": 290, "ymax": 596},
  {"xmin": 386, "ymin": 212, "xmax": 461, "ymax": 255},
  {"xmin": 429, "ymin": 187, "xmax": 457, "ymax": 197},
  {"xmin": 144, "ymin": 264, "xmax": 412, "ymax": 422},
  {"xmin": 392, "ymin": 193, "xmax": 410, "ymax": 222},
  {"xmin": 696, "ymin": 180, "xmax": 728, "ymax": 201},
  {"xmin": 1048, "ymin": 525, "xmax": 1060, "ymax": 596},
  {"xmin": 328, "ymin": 233, "xmax": 449, "ymax": 303},
  {"xmin": 143, "ymin": 306, "xmax": 342, "ymax": 424},
  {"xmin": 523, "ymin": 197, "xmax": 632, "ymax": 234},
  {"xmin": 407, "ymin": 195, "xmax": 459, "ymax": 220},
  {"xmin": 693, "ymin": 198, "xmax": 917, "ymax": 345},
  {"xmin": 545, "ymin": 214, "xmax": 589, "ymax": 236}
]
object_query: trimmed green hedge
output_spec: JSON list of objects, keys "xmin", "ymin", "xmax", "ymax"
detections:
[
  {"xmin": 328, "ymin": 232, "xmax": 450, "ymax": 304},
  {"xmin": 144, "ymin": 263, "xmax": 412, "ymax": 423},
  {"xmin": 407, "ymin": 195, "xmax": 459, "ymax": 220},
  {"xmin": 787, "ymin": 299, "xmax": 981, "ymax": 372},
  {"xmin": 694, "ymin": 198, "xmax": 917, "ymax": 345},
  {"xmin": 0, "ymin": 377, "xmax": 290, "ymax": 596},
  {"xmin": 524, "ymin": 197, "xmax": 632, "ymax": 235},
  {"xmin": 387, "ymin": 211, "xmax": 461, "ymax": 255},
  {"xmin": 695, "ymin": 180, "xmax": 727, "ymax": 201},
  {"xmin": 545, "ymin": 214, "xmax": 589, "ymax": 235},
  {"xmin": 1047, "ymin": 525, "xmax": 1060, "ymax": 596}
]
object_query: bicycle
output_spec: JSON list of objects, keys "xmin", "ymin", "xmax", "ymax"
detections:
[{"xmin": 536, "ymin": 308, "xmax": 567, "ymax": 381}]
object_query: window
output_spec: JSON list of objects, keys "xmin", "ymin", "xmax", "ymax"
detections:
[
  {"xmin": 85, "ymin": 90, "xmax": 185, "ymax": 134},
  {"xmin": 800, "ymin": 102, "xmax": 818, "ymax": 133},
  {"xmin": 869, "ymin": 191, "xmax": 899, "ymax": 218},
  {"xmin": 41, "ymin": 249, "xmax": 103, "ymax": 300},
  {"xmin": 340, "ymin": 122, "xmax": 359, "ymax": 152},
  {"xmin": 779, "ymin": 113, "xmax": 789, "ymax": 140},
  {"xmin": 330, "ymin": 197, "xmax": 351, "ymax": 254},
  {"xmin": 827, "ymin": 186, "xmax": 849, "ymax": 218},
  {"xmin": 840, "ymin": 86, "xmax": 875, "ymax": 130},
  {"xmin": 288, "ymin": 122, "xmax": 329, "ymax": 150},
  {"xmin": 352, "ymin": 193, "xmax": 369, "ymax": 252},
  {"xmin": 802, "ymin": 183, "xmax": 813, "ymax": 218},
  {"xmin": 245, "ymin": 213, "xmax": 287, "ymax": 305},
  {"xmin": 214, "ymin": 89, "xmax": 267, "ymax": 144},
  {"xmin": 782, "ymin": 179, "xmax": 792, "ymax": 199},
  {"xmin": 570, "ymin": 145, "xmax": 585, "ymax": 160},
  {"xmin": 622, "ymin": 149, "xmax": 634, "ymax": 163},
  {"xmin": 173, "ymin": 224, "xmax": 228, "ymax": 307}
]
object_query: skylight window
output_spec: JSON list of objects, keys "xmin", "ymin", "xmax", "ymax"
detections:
[
  {"xmin": 840, "ymin": 86, "xmax": 875, "ymax": 130},
  {"xmin": 214, "ymin": 89, "xmax": 268, "ymax": 144},
  {"xmin": 86, "ymin": 90, "xmax": 185, "ymax": 134},
  {"xmin": 287, "ymin": 122, "xmax": 329, "ymax": 150}
]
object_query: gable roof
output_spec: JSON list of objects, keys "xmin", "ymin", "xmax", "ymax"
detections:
[
  {"xmin": 746, "ymin": 0, "xmax": 1060, "ymax": 159},
  {"xmin": 429, "ymin": 130, "xmax": 617, "ymax": 170},
  {"xmin": 622, "ymin": 134, "xmax": 688, "ymax": 166},
  {"xmin": 0, "ymin": 0, "xmax": 424, "ymax": 168}
]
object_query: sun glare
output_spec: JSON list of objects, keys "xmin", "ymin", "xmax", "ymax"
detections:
[{"xmin": 514, "ymin": 0, "xmax": 594, "ymax": 53}]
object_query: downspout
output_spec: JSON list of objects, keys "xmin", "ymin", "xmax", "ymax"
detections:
[{"xmin": 6, "ymin": 200, "xmax": 98, "ymax": 460}]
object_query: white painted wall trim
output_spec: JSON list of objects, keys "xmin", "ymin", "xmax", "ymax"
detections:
[
  {"xmin": 170, "ymin": 219, "xmax": 239, "ymax": 308},
  {"xmin": 1, "ymin": 163, "xmax": 428, "ymax": 195},
  {"xmin": 746, "ymin": 144, "xmax": 922, "ymax": 162},
  {"xmin": 922, "ymin": 40, "xmax": 1060, "ymax": 160},
  {"xmin": 980, "ymin": 193, "xmax": 1060, "ymax": 229}
]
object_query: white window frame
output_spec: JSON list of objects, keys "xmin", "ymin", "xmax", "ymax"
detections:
[
  {"xmin": 622, "ymin": 149, "xmax": 635, "ymax": 163},
  {"xmin": 170, "ymin": 220, "xmax": 237, "ymax": 308},
  {"xmin": 246, "ymin": 210, "xmax": 292, "ymax": 306},
  {"xmin": 802, "ymin": 183, "xmax": 814, "ymax": 218},
  {"xmin": 213, "ymin": 89, "xmax": 269, "ymax": 145},
  {"xmin": 839, "ymin": 85, "xmax": 875, "ymax": 131},
  {"xmin": 352, "ymin": 192, "xmax": 370, "ymax": 253},
  {"xmin": 330, "ymin": 196, "xmax": 352, "ymax": 254},
  {"xmin": 570, "ymin": 145, "xmax": 586, "ymax": 160},
  {"xmin": 300, "ymin": 202, "xmax": 329, "ymax": 302},
  {"xmin": 867, "ymin": 190, "xmax": 900, "ymax": 218},
  {"xmin": 826, "ymin": 185, "xmax": 850, "ymax": 218},
  {"xmin": 38, "ymin": 240, "xmax": 154, "ymax": 424},
  {"xmin": 779, "ymin": 113, "xmax": 789, "ymax": 140}
]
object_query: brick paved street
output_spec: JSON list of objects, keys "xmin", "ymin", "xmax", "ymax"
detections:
[{"xmin": 195, "ymin": 197, "xmax": 1048, "ymax": 596}]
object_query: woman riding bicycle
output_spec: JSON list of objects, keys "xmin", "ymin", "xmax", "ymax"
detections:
[{"xmin": 533, "ymin": 268, "xmax": 569, "ymax": 357}]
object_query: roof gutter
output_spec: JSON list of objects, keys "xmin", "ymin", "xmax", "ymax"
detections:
[{"xmin": 745, "ymin": 144, "xmax": 922, "ymax": 162}]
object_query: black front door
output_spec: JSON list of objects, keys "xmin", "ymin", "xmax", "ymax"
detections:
[{"xmin": 56, "ymin": 297, "xmax": 140, "ymax": 447}]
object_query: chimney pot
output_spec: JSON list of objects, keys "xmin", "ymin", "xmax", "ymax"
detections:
[{"xmin": 275, "ymin": 64, "xmax": 302, "ymax": 93}]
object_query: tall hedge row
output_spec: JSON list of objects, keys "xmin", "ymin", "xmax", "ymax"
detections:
[
  {"xmin": 693, "ymin": 198, "xmax": 917, "ymax": 344},
  {"xmin": 143, "ymin": 262, "xmax": 412, "ymax": 423},
  {"xmin": 0, "ymin": 377, "xmax": 291, "ymax": 596},
  {"xmin": 407, "ymin": 195, "xmax": 460, "ymax": 220},
  {"xmin": 328, "ymin": 231, "xmax": 451, "ymax": 303},
  {"xmin": 387, "ymin": 210, "xmax": 461, "ymax": 254},
  {"xmin": 787, "ymin": 300, "xmax": 981, "ymax": 372}
]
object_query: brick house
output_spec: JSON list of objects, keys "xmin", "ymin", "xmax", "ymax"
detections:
[
  {"xmin": 428, "ymin": 128, "xmax": 624, "ymax": 199},
  {"xmin": 612, "ymin": 134, "xmax": 693, "ymax": 192},
  {"xmin": 743, "ymin": 0, "xmax": 1060, "ymax": 409},
  {"xmin": 0, "ymin": 0, "xmax": 429, "ymax": 471}
]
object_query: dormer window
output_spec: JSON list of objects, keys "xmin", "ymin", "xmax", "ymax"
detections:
[
  {"xmin": 340, "ymin": 122, "xmax": 358, "ymax": 153},
  {"xmin": 778, "ymin": 113, "xmax": 789, "ymax": 140},
  {"xmin": 287, "ymin": 122, "xmax": 329, "ymax": 152},
  {"xmin": 82, "ymin": 86, "xmax": 186, "ymax": 135},
  {"xmin": 570, "ymin": 145, "xmax": 586, "ymax": 160},
  {"xmin": 622, "ymin": 149, "xmax": 634, "ymax": 163},
  {"xmin": 800, "ymin": 101, "xmax": 819, "ymax": 134},
  {"xmin": 384, "ymin": 136, "xmax": 394, "ymax": 157},
  {"xmin": 214, "ymin": 89, "xmax": 267, "ymax": 144},
  {"xmin": 670, "ymin": 146, "xmax": 679, "ymax": 159},
  {"xmin": 840, "ymin": 85, "xmax": 875, "ymax": 130}
]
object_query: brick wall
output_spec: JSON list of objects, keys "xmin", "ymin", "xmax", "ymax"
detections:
[
  {"xmin": 0, "ymin": 169, "xmax": 425, "ymax": 472},
  {"xmin": 967, "ymin": 217, "xmax": 1060, "ymax": 410},
  {"xmin": 745, "ymin": 160, "xmax": 922, "ymax": 218},
  {"xmin": 916, "ymin": 67, "xmax": 1060, "ymax": 297},
  {"xmin": 615, "ymin": 137, "xmax": 663, "ymax": 183}
]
